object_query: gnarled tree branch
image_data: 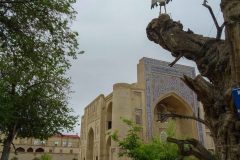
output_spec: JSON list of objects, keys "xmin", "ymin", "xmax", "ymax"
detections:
[
  {"xmin": 157, "ymin": 112, "xmax": 209, "ymax": 128},
  {"xmin": 181, "ymin": 75, "xmax": 213, "ymax": 104},
  {"xmin": 146, "ymin": 14, "xmax": 230, "ymax": 84},
  {"xmin": 167, "ymin": 137, "xmax": 215, "ymax": 160}
]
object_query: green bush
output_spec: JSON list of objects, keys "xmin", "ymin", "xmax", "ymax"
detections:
[
  {"xmin": 40, "ymin": 154, "xmax": 52, "ymax": 160},
  {"xmin": 112, "ymin": 119, "xmax": 178, "ymax": 160}
]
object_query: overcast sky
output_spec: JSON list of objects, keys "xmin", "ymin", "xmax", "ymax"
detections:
[{"xmin": 67, "ymin": 0, "xmax": 222, "ymax": 134}]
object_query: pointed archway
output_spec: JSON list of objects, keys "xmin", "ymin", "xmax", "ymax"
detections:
[
  {"xmin": 87, "ymin": 128, "xmax": 94, "ymax": 160},
  {"xmin": 105, "ymin": 137, "xmax": 111, "ymax": 160},
  {"xmin": 153, "ymin": 92, "xmax": 198, "ymax": 139}
]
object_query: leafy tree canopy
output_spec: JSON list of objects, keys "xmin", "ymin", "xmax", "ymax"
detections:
[{"xmin": 0, "ymin": 0, "xmax": 79, "ymax": 140}]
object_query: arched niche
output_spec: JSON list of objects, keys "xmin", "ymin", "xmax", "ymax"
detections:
[
  {"xmin": 35, "ymin": 148, "xmax": 44, "ymax": 153},
  {"xmin": 87, "ymin": 128, "xmax": 94, "ymax": 160},
  {"xmin": 105, "ymin": 136, "xmax": 111, "ymax": 160},
  {"xmin": 106, "ymin": 102, "xmax": 112, "ymax": 130},
  {"xmin": 153, "ymin": 92, "xmax": 198, "ymax": 139},
  {"xmin": 16, "ymin": 147, "xmax": 25, "ymax": 152},
  {"xmin": 27, "ymin": 147, "xmax": 33, "ymax": 152}
]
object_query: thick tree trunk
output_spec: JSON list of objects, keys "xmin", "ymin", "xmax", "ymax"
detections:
[
  {"xmin": 146, "ymin": 0, "xmax": 240, "ymax": 159},
  {"xmin": 1, "ymin": 139, "xmax": 12, "ymax": 160},
  {"xmin": 1, "ymin": 128, "xmax": 17, "ymax": 160},
  {"xmin": 221, "ymin": 0, "xmax": 240, "ymax": 85}
]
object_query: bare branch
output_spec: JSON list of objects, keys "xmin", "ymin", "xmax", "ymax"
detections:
[
  {"xmin": 11, "ymin": 142, "xmax": 17, "ymax": 155},
  {"xmin": 146, "ymin": 14, "xmax": 230, "ymax": 83},
  {"xmin": 157, "ymin": 112, "xmax": 209, "ymax": 127},
  {"xmin": 169, "ymin": 53, "xmax": 183, "ymax": 67},
  {"xmin": 202, "ymin": 0, "xmax": 225, "ymax": 39}
]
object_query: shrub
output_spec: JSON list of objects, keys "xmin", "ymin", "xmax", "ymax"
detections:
[
  {"xmin": 40, "ymin": 154, "xmax": 52, "ymax": 160},
  {"xmin": 11, "ymin": 157, "xmax": 18, "ymax": 160},
  {"xmin": 112, "ymin": 119, "xmax": 178, "ymax": 160}
]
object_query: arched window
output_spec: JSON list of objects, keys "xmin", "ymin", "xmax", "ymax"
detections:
[
  {"xmin": 35, "ymin": 148, "xmax": 44, "ymax": 153},
  {"xmin": 27, "ymin": 147, "xmax": 33, "ymax": 152},
  {"xmin": 16, "ymin": 147, "xmax": 25, "ymax": 152}
]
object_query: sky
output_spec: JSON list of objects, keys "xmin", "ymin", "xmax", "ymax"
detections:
[{"xmin": 67, "ymin": 0, "xmax": 223, "ymax": 134}]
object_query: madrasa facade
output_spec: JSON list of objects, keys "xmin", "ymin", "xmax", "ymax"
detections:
[{"xmin": 79, "ymin": 57, "xmax": 213, "ymax": 160}]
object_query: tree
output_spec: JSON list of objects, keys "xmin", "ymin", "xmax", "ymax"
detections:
[
  {"xmin": 0, "ymin": 1, "xmax": 79, "ymax": 160},
  {"xmin": 146, "ymin": 0, "xmax": 240, "ymax": 159},
  {"xmin": 112, "ymin": 119, "xmax": 178, "ymax": 160}
]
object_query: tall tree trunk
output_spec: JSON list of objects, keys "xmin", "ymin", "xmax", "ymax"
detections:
[
  {"xmin": 1, "ymin": 127, "xmax": 17, "ymax": 160},
  {"xmin": 221, "ymin": 0, "xmax": 240, "ymax": 85},
  {"xmin": 146, "ymin": 0, "xmax": 240, "ymax": 159}
]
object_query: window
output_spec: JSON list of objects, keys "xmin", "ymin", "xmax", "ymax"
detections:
[
  {"xmin": 49, "ymin": 149, "xmax": 52, "ymax": 153},
  {"xmin": 107, "ymin": 121, "xmax": 112, "ymax": 130},
  {"xmin": 41, "ymin": 141, "xmax": 46, "ymax": 146},
  {"xmin": 54, "ymin": 141, "xmax": 59, "ymax": 147},
  {"xmin": 68, "ymin": 142, "xmax": 72, "ymax": 147},
  {"xmin": 70, "ymin": 149, "xmax": 73, "ymax": 154},
  {"xmin": 62, "ymin": 141, "xmax": 67, "ymax": 147},
  {"xmin": 135, "ymin": 115, "xmax": 141, "ymax": 124},
  {"xmin": 33, "ymin": 140, "xmax": 41, "ymax": 145},
  {"xmin": 60, "ymin": 149, "xmax": 62, "ymax": 153},
  {"xmin": 135, "ymin": 109, "xmax": 142, "ymax": 124}
]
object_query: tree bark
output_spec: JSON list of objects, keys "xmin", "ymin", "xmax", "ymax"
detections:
[
  {"xmin": 1, "ymin": 126, "xmax": 17, "ymax": 160},
  {"xmin": 146, "ymin": 1, "xmax": 240, "ymax": 159},
  {"xmin": 167, "ymin": 137, "xmax": 216, "ymax": 160},
  {"xmin": 221, "ymin": 0, "xmax": 240, "ymax": 86}
]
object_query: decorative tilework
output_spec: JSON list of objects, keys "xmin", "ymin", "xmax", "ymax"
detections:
[{"xmin": 143, "ymin": 58, "xmax": 204, "ymax": 143}]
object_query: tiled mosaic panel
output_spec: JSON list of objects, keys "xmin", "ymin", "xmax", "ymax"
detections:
[{"xmin": 143, "ymin": 58, "xmax": 204, "ymax": 143}]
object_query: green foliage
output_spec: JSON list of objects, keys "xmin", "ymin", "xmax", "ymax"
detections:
[
  {"xmin": 165, "ymin": 120, "xmax": 176, "ymax": 138},
  {"xmin": 0, "ymin": 3, "xmax": 79, "ymax": 160},
  {"xmin": 112, "ymin": 119, "xmax": 178, "ymax": 160},
  {"xmin": 0, "ymin": 0, "xmax": 79, "ymax": 141},
  {"xmin": 40, "ymin": 154, "xmax": 52, "ymax": 160},
  {"xmin": 184, "ymin": 156, "xmax": 199, "ymax": 160},
  {"xmin": 10, "ymin": 157, "xmax": 18, "ymax": 160}
]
